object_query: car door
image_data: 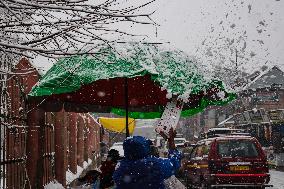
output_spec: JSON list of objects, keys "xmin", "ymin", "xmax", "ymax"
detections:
[
  {"xmin": 199, "ymin": 144, "xmax": 210, "ymax": 183},
  {"xmin": 188, "ymin": 145, "xmax": 204, "ymax": 185},
  {"xmin": 194, "ymin": 144, "xmax": 206, "ymax": 184}
]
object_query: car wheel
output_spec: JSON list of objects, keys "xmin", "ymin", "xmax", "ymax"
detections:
[{"xmin": 199, "ymin": 182, "xmax": 211, "ymax": 189}]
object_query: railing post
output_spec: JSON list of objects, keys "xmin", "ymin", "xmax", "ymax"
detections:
[
  {"xmin": 54, "ymin": 111, "xmax": 68, "ymax": 187},
  {"xmin": 77, "ymin": 115, "xmax": 84, "ymax": 167},
  {"xmin": 68, "ymin": 113, "xmax": 77, "ymax": 174},
  {"xmin": 27, "ymin": 101, "xmax": 45, "ymax": 189}
]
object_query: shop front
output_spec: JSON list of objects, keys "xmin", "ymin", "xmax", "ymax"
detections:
[{"xmin": 268, "ymin": 110, "xmax": 284, "ymax": 169}]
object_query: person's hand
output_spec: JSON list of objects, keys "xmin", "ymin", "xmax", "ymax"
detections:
[
  {"xmin": 158, "ymin": 129, "xmax": 168, "ymax": 140},
  {"xmin": 158, "ymin": 127, "xmax": 176, "ymax": 140},
  {"xmin": 159, "ymin": 127, "xmax": 176, "ymax": 150},
  {"xmin": 168, "ymin": 127, "xmax": 177, "ymax": 140},
  {"xmin": 167, "ymin": 128, "xmax": 176, "ymax": 150}
]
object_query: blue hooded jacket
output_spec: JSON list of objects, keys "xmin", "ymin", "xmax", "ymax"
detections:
[{"xmin": 113, "ymin": 136, "xmax": 181, "ymax": 189}]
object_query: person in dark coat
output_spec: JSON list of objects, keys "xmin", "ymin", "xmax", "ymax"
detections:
[
  {"xmin": 113, "ymin": 129, "xmax": 181, "ymax": 189},
  {"xmin": 99, "ymin": 149, "xmax": 121, "ymax": 189}
]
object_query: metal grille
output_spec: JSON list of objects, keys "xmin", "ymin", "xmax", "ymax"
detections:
[
  {"xmin": 1, "ymin": 56, "xmax": 57, "ymax": 188},
  {"xmin": 0, "ymin": 124, "xmax": 28, "ymax": 189}
]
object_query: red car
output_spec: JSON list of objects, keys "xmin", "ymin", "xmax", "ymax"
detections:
[{"xmin": 183, "ymin": 136, "xmax": 272, "ymax": 188}]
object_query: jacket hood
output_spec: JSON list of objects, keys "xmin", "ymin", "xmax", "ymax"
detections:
[{"xmin": 123, "ymin": 136, "xmax": 151, "ymax": 160}]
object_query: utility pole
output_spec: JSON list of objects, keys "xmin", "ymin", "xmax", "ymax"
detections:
[
  {"xmin": 235, "ymin": 49, "xmax": 240, "ymax": 88},
  {"xmin": 235, "ymin": 49, "xmax": 238, "ymax": 67}
]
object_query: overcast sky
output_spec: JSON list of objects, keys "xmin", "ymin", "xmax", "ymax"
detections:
[{"xmin": 33, "ymin": 0, "xmax": 284, "ymax": 74}]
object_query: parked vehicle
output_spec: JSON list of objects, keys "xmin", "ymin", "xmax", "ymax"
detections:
[
  {"xmin": 162, "ymin": 138, "xmax": 187, "ymax": 157},
  {"xmin": 155, "ymin": 135, "xmax": 185, "ymax": 149},
  {"xmin": 174, "ymin": 137, "xmax": 187, "ymax": 146},
  {"xmin": 183, "ymin": 136, "xmax": 272, "ymax": 188}
]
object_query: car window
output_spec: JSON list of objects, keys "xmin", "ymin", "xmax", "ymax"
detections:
[
  {"xmin": 190, "ymin": 143, "xmax": 210, "ymax": 159},
  {"xmin": 217, "ymin": 140, "xmax": 259, "ymax": 157}
]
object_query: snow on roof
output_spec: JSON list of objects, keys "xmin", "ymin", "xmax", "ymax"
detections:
[
  {"xmin": 29, "ymin": 55, "xmax": 55, "ymax": 75},
  {"xmin": 197, "ymin": 135, "xmax": 254, "ymax": 144},
  {"xmin": 243, "ymin": 66, "xmax": 284, "ymax": 90}
]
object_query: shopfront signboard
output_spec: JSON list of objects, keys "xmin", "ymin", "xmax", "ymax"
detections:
[{"xmin": 268, "ymin": 110, "xmax": 284, "ymax": 123}]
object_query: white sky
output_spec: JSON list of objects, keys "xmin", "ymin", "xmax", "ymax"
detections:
[{"xmin": 32, "ymin": 0, "xmax": 284, "ymax": 74}]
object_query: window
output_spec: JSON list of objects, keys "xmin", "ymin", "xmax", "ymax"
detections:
[
  {"xmin": 191, "ymin": 144, "xmax": 208, "ymax": 159},
  {"xmin": 217, "ymin": 140, "xmax": 259, "ymax": 157},
  {"xmin": 202, "ymin": 145, "xmax": 210, "ymax": 158},
  {"xmin": 195, "ymin": 146, "xmax": 203, "ymax": 157},
  {"xmin": 252, "ymin": 91, "xmax": 279, "ymax": 104}
]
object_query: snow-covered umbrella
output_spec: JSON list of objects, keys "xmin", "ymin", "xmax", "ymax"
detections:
[{"xmin": 28, "ymin": 42, "xmax": 236, "ymax": 137}]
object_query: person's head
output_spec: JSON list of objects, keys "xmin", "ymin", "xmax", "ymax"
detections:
[
  {"xmin": 123, "ymin": 136, "xmax": 151, "ymax": 160},
  {"xmin": 107, "ymin": 149, "xmax": 120, "ymax": 161}
]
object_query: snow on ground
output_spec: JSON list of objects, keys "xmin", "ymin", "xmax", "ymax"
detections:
[
  {"xmin": 66, "ymin": 158, "xmax": 92, "ymax": 185},
  {"xmin": 270, "ymin": 170, "xmax": 284, "ymax": 189},
  {"xmin": 44, "ymin": 180, "xmax": 64, "ymax": 189},
  {"xmin": 68, "ymin": 168, "xmax": 284, "ymax": 189}
]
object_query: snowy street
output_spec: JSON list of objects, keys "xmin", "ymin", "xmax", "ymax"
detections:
[
  {"xmin": 67, "ymin": 170, "xmax": 284, "ymax": 189},
  {"xmin": 270, "ymin": 170, "xmax": 284, "ymax": 189},
  {"xmin": 175, "ymin": 170, "xmax": 284, "ymax": 189}
]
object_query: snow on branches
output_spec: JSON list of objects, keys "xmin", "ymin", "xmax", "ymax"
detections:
[{"xmin": 0, "ymin": 0, "xmax": 157, "ymax": 58}]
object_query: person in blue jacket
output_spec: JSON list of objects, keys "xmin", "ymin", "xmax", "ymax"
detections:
[{"xmin": 113, "ymin": 128, "xmax": 181, "ymax": 189}]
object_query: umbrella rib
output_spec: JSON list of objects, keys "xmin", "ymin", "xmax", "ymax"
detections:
[
  {"xmin": 110, "ymin": 78, "xmax": 116, "ymax": 111},
  {"xmin": 153, "ymin": 81, "xmax": 164, "ymax": 111}
]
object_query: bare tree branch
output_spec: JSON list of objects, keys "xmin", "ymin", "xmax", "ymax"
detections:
[{"xmin": 0, "ymin": 0, "xmax": 157, "ymax": 58}]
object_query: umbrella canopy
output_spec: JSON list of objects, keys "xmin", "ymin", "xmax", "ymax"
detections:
[{"xmin": 29, "ymin": 42, "xmax": 236, "ymax": 118}]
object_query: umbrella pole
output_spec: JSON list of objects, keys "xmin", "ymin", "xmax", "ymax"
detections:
[{"xmin": 125, "ymin": 77, "xmax": 129, "ymax": 137}]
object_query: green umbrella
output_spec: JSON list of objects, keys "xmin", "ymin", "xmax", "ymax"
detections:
[{"xmin": 29, "ymin": 42, "xmax": 236, "ymax": 136}]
